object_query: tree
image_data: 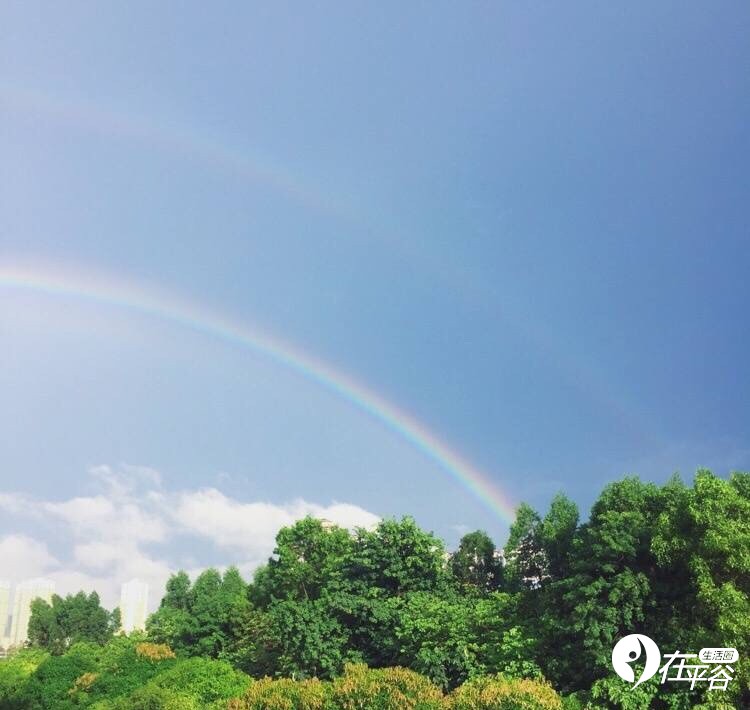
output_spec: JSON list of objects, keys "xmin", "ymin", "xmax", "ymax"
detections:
[
  {"xmin": 539, "ymin": 478, "xmax": 661, "ymax": 690},
  {"xmin": 252, "ymin": 517, "xmax": 355, "ymax": 605},
  {"xmin": 147, "ymin": 567, "xmax": 250, "ymax": 660},
  {"xmin": 651, "ymin": 470, "xmax": 750, "ymax": 708},
  {"xmin": 138, "ymin": 657, "xmax": 250, "ymax": 707},
  {"xmin": 343, "ymin": 517, "xmax": 451, "ymax": 597},
  {"xmin": 471, "ymin": 592, "xmax": 541, "ymax": 680},
  {"xmin": 503, "ymin": 503, "xmax": 546, "ymax": 591},
  {"xmin": 27, "ymin": 591, "xmax": 120, "ymax": 655},
  {"xmin": 251, "ymin": 597, "xmax": 354, "ymax": 679},
  {"xmin": 388, "ymin": 592, "xmax": 480, "ymax": 689},
  {"xmin": 537, "ymin": 494, "xmax": 579, "ymax": 583},
  {"xmin": 451, "ymin": 530, "xmax": 503, "ymax": 593}
]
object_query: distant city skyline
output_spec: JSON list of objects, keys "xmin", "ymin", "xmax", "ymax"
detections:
[{"xmin": 0, "ymin": 577, "xmax": 153, "ymax": 649}]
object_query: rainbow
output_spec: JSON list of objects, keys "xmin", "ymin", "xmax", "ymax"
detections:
[
  {"xmin": 0, "ymin": 262, "xmax": 518, "ymax": 524},
  {"xmin": 1, "ymin": 85, "xmax": 348, "ymax": 220}
]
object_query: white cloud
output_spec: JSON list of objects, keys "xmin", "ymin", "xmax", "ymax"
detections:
[
  {"xmin": 73, "ymin": 541, "xmax": 123, "ymax": 570},
  {"xmin": 0, "ymin": 465, "xmax": 379, "ymax": 610},
  {"xmin": 0, "ymin": 493, "xmax": 34, "ymax": 516},
  {"xmin": 171, "ymin": 488, "xmax": 379, "ymax": 567},
  {"xmin": 0, "ymin": 534, "xmax": 58, "ymax": 580}
]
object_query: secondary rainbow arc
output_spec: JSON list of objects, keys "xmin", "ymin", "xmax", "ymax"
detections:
[{"xmin": 0, "ymin": 264, "xmax": 518, "ymax": 524}]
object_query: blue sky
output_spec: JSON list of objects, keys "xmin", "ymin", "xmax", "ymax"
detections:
[{"xmin": 1, "ymin": 2, "xmax": 749, "ymax": 605}]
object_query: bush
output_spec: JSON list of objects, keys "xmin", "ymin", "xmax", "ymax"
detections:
[
  {"xmin": 13, "ymin": 642, "xmax": 100, "ymax": 710},
  {"xmin": 76, "ymin": 635, "xmax": 178, "ymax": 705},
  {"xmin": 446, "ymin": 674, "xmax": 563, "ymax": 710},
  {"xmin": 135, "ymin": 643, "xmax": 176, "ymax": 661},
  {"xmin": 0, "ymin": 649, "xmax": 49, "ymax": 710},
  {"xmin": 328, "ymin": 663, "xmax": 444, "ymax": 710},
  {"xmin": 145, "ymin": 657, "xmax": 250, "ymax": 705},
  {"xmin": 113, "ymin": 684, "xmax": 197, "ymax": 710},
  {"xmin": 228, "ymin": 676, "xmax": 328, "ymax": 710}
]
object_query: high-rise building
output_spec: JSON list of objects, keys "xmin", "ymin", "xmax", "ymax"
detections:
[
  {"xmin": 9, "ymin": 578, "xmax": 55, "ymax": 647},
  {"xmin": 119, "ymin": 579, "xmax": 149, "ymax": 633},
  {"xmin": 0, "ymin": 581, "xmax": 10, "ymax": 648}
]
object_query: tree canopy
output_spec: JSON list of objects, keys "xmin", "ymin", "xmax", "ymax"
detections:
[{"xmin": 27, "ymin": 591, "xmax": 120, "ymax": 655}]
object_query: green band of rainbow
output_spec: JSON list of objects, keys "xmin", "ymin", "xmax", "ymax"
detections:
[{"xmin": 0, "ymin": 263, "xmax": 517, "ymax": 524}]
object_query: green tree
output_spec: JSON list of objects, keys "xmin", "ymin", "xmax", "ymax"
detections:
[
  {"xmin": 471, "ymin": 592, "xmax": 541, "ymax": 680},
  {"xmin": 343, "ymin": 517, "xmax": 451, "ymax": 597},
  {"xmin": 503, "ymin": 504, "xmax": 546, "ymax": 591},
  {"xmin": 27, "ymin": 592, "xmax": 120, "ymax": 655},
  {"xmin": 451, "ymin": 530, "xmax": 503, "ymax": 593},
  {"xmin": 80, "ymin": 633, "xmax": 177, "ymax": 705},
  {"xmin": 13, "ymin": 642, "xmax": 99, "ymax": 710},
  {"xmin": 254, "ymin": 517, "xmax": 355, "ymax": 605},
  {"xmin": 147, "ymin": 567, "xmax": 250, "ymax": 660},
  {"xmin": 248, "ymin": 597, "xmax": 354, "ymax": 679},
  {"xmin": 539, "ymin": 478, "xmax": 660, "ymax": 690},
  {"xmin": 537, "ymin": 494, "xmax": 579, "ymax": 583},
  {"xmin": 389, "ymin": 592, "xmax": 480, "ymax": 689},
  {"xmin": 651, "ymin": 470, "xmax": 750, "ymax": 708}
]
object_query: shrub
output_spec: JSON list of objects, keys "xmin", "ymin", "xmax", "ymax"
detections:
[
  {"xmin": 447, "ymin": 674, "xmax": 563, "ymax": 710},
  {"xmin": 135, "ymin": 643, "xmax": 176, "ymax": 661},
  {"xmin": 114, "ymin": 684, "xmax": 197, "ymax": 710},
  {"xmin": 228, "ymin": 676, "xmax": 328, "ymax": 710},
  {"xmin": 82, "ymin": 634, "xmax": 178, "ymax": 705},
  {"xmin": 0, "ymin": 648, "xmax": 49, "ymax": 710},
  {"xmin": 145, "ymin": 657, "xmax": 250, "ymax": 705},
  {"xmin": 13, "ymin": 642, "xmax": 100, "ymax": 710},
  {"xmin": 328, "ymin": 663, "xmax": 444, "ymax": 710}
]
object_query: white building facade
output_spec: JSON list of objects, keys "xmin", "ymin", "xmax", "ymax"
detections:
[
  {"xmin": 8, "ymin": 578, "xmax": 55, "ymax": 647},
  {"xmin": 119, "ymin": 579, "xmax": 149, "ymax": 633},
  {"xmin": 0, "ymin": 581, "xmax": 10, "ymax": 651}
]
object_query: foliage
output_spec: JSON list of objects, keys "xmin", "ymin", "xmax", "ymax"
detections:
[
  {"xmin": 109, "ymin": 684, "xmax": 197, "ymax": 710},
  {"xmin": 135, "ymin": 642, "xmax": 176, "ymax": 661},
  {"xmin": 27, "ymin": 591, "xmax": 120, "ymax": 654},
  {"xmin": 1, "ymin": 471, "xmax": 748, "ymax": 709},
  {"xmin": 471, "ymin": 593, "xmax": 541, "ymax": 680},
  {"xmin": 328, "ymin": 663, "xmax": 444, "ymax": 709},
  {"xmin": 147, "ymin": 566, "xmax": 250, "ymax": 661},
  {"xmin": 256, "ymin": 517, "xmax": 355, "ymax": 604},
  {"xmin": 451, "ymin": 531, "xmax": 503, "ymax": 593},
  {"xmin": 228, "ymin": 677, "xmax": 328, "ymax": 710},
  {"xmin": 137, "ymin": 656, "xmax": 250, "ymax": 706},
  {"xmin": 387, "ymin": 592, "xmax": 480, "ymax": 689},
  {"xmin": 446, "ymin": 674, "xmax": 563, "ymax": 710},
  {"xmin": 252, "ymin": 596, "xmax": 355, "ymax": 679},
  {"xmin": 342, "ymin": 517, "xmax": 451, "ymax": 597},
  {"xmin": 0, "ymin": 649, "xmax": 48, "ymax": 710},
  {"xmin": 82, "ymin": 635, "xmax": 176, "ymax": 703},
  {"xmin": 13, "ymin": 641, "xmax": 99, "ymax": 709}
]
